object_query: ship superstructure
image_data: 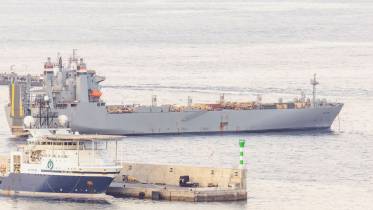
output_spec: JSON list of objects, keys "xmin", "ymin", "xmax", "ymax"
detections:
[
  {"xmin": 6, "ymin": 50, "xmax": 343, "ymax": 136},
  {"xmin": 0, "ymin": 133, "xmax": 121, "ymax": 199}
]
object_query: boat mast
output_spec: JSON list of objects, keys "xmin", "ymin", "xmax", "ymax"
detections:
[{"xmin": 310, "ymin": 73, "xmax": 319, "ymax": 107}]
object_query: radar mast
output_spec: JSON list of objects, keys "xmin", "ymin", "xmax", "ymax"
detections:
[{"xmin": 310, "ymin": 73, "xmax": 319, "ymax": 107}]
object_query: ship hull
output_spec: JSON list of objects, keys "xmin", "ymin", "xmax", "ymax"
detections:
[
  {"xmin": 65, "ymin": 103, "xmax": 343, "ymax": 135},
  {"xmin": 0, "ymin": 173, "xmax": 114, "ymax": 198}
]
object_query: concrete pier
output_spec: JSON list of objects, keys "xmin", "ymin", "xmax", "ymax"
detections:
[
  {"xmin": 107, "ymin": 163, "xmax": 247, "ymax": 202},
  {"xmin": 108, "ymin": 182, "xmax": 247, "ymax": 202}
]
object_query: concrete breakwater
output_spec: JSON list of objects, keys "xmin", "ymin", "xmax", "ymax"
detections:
[{"xmin": 108, "ymin": 163, "xmax": 247, "ymax": 202}]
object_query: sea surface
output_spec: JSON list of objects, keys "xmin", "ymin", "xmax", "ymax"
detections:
[{"xmin": 0, "ymin": 0, "xmax": 373, "ymax": 209}]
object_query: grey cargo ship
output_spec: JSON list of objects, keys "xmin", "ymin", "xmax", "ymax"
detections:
[{"xmin": 5, "ymin": 51, "xmax": 343, "ymax": 136}]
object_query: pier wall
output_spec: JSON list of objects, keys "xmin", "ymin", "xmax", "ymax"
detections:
[{"xmin": 116, "ymin": 163, "xmax": 246, "ymax": 189}]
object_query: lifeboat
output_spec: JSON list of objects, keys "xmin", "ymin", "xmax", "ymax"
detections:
[
  {"xmin": 89, "ymin": 89, "xmax": 102, "ymax": 98},
  {"xmin": 44, "ymin": 57, "xmax": 54, "ymax": 69},
  {"xmin": 44, "ymin": 63, "xmax": 53, "ymax": 69},
  {"xmin": 77, "ymin": 65, "xmax": 86, "ymax": 71}
]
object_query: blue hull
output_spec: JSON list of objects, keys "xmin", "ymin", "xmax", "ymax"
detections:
[{"xmin": 0, "ymin": 173, "xmax": 113, "ymax": 194}]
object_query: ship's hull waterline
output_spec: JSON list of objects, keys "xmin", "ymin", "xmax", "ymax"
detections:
[
  {"xmin": 0, "ymin": 173, "xmax": 114, "ymax": 199},
  {"xmin": 62, "ymin": 102, "xmax": 343, "ymax": 135}
]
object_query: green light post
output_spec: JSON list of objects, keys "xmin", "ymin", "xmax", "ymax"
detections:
[{"xmin": 239, "ymin": 139, "xmax": 245, "ymax": 169}]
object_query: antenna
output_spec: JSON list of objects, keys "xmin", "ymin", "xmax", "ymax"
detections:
[
  {"xmin": 58, "ymin": 56, "xmax": 63, "ymax": 70},
  {"xmin": 310, "ymin": 73, "xmax": 319, "ymax": 107},
  {"xmin": 256, "ymin": 94, "xmax": 262, "ymax": 108},
  {"xmin": 187, "ymin": 96, "xmax": 192, "ymax": 107},
  {"xmin": 152, "ymin": 95, "xmax": 157, "ymax": 107},
  {"xmin": 300, "ymin": 90, "xmax": 306, "ymax": 102},
  {"xmin": 57, "ymin": 52, "xmax": 63, "ymax": 71},
  {"xmin": 219, "ymin": 93, "xmax": 225, "ymax": 104},
  {"xmin": 73, "ymin": 49, "xmax": 77, "ymax": 59}
]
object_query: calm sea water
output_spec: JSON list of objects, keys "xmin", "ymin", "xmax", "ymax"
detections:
[{"xmin": 0, "ymin": 0, "xmax": 373, "ymax": 209}]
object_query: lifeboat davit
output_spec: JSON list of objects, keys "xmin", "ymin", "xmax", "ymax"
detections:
[{"xmin": 90, "ymin": 89, "xmax": 102, "ymax": 98}]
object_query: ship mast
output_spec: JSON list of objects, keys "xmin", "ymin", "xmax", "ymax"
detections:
[{"xmin": 310, "ymin": 73, "xmax": 319, "ymax": 107}]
